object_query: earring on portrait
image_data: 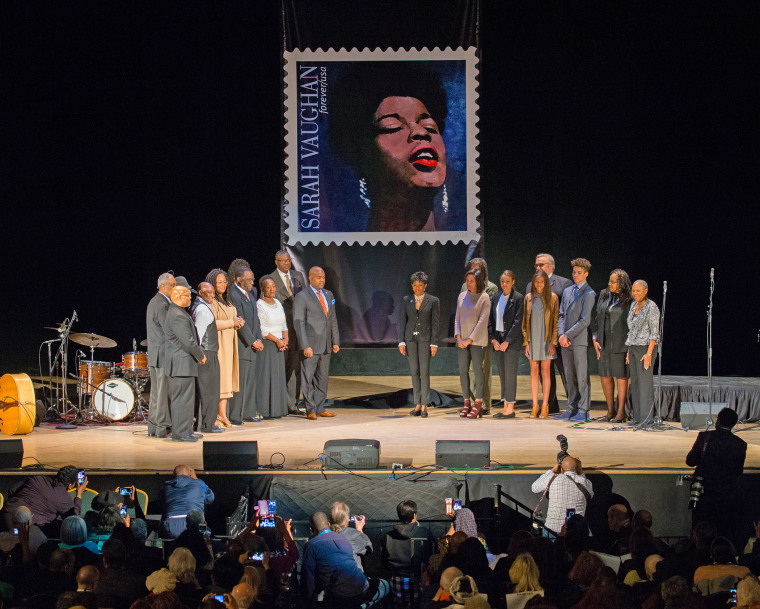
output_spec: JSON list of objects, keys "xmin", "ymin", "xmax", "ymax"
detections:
[
  {"xmin": 358, "ymin": 178, "xmax": 448, "ymax": 214},
  {"xmin": 359, "ymin": 177, "xmax": 371, "ymax": 209}
]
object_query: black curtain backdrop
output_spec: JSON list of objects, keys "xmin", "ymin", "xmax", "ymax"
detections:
[{"xmin": 2, "ymin": 1, "xmax": 758, "ymax": 379}]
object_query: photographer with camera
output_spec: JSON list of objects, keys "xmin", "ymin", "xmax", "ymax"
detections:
[{"xmin": 531, "ymin": 435, "xmax": 593, "ymax": 537}]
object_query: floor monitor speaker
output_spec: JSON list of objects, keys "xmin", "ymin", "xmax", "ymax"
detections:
[
  {"xmin": 435, "ymin": 440, "xmax": 490, "ymax": 469},
  {"xmin": 0, "ymin": 439, "xmax": 23, "ymax": 469},
  {"xmin": 203, "ymin": 441, "xmax": 258, "ymax": 471},
  {"xmin": 680, "ymin": 402, "xmax": 728, "ymax": 430}
]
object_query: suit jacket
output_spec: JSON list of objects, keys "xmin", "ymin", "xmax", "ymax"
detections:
[
  {"xmin": 591, "ymin": 292, "xmax": 628, "ymax": 354},
  {"xmin": 229, "ymin": 284, "xmax": 262, "ymax": 362},
  {"xmin": 293, "ymin": 286, "xmax": 340, "ymax": 354},
  {"xmin": 146, "ymin": 292, "xmax": 171, "ymax": 367},
  {"xmin": 398, "ymin": 293, "xmax": 440, "ymax": 344},
  {"xmin": 163, "ymin": 303, "xmax": 205, "ymax": 377},
  {"xmin": 488, "ymin": 289, "xmax": 524, "ymax": 350},
  {"xmin": 558, "ymin": 283, "xmax": 596, "ymax": 347},
  {"xmin": 526, "ymin": 273, "xmax": 573, "ymax": 304},
  {"xmin": 270, "ymin": 268, "xmax": 306, "ymax": 344},
  {"xmin": 686, "ymin": 427, "xmax": 747, "ymax": 498}
]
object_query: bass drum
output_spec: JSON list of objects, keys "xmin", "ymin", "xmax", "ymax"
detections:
[
  {"xmin": 0, "ymin": 373, "xmax": 36, "ymax": 435},
  {"xmin": 92, "ymin": 378, "xmax": 135, "ymax": 421}
]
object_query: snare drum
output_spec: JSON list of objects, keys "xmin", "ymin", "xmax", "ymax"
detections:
[
  {"xmin": 123, "ymin": 351, "xmax": 149, "ymax": 378},
  {"xmin": 78, "ymin": 361, "xmax": 111, "ymax": 394},
  {"xmin": 92, "ymin": 378, "xmax": 135, "ymax": 421}
]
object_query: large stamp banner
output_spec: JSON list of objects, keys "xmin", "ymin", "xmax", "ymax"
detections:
[{"xmin": 283, "ymin": 48, "xmax": 480, "ymax": 247}]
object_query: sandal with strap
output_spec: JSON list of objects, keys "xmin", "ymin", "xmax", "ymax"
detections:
[{"xmin": 459, "ymin": 399, "xmax": 472, "ymax": 418}]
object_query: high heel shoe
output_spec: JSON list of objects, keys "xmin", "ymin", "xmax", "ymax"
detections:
[
  {"xmin": 467, "ymin": 399, "xmax": 483, "ymax": 419},
  {"xmin": 539, "ymin": 404, "xmax": 549, "ymax": 419},
  {"xmin": 459, "ymin": 399, "xmax": 472, "ymax": 418},
  {"xmin": 529, "ymin": 404, "xmax": 540, "ymax": 419},
  {"xmin": 216, "ymin": 415, "xmax": 231, "ymax": 428}
]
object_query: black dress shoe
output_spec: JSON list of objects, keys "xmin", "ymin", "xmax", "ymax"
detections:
[
  {"xmin": 288, "ymin": 408, "xmax": 303, "ymax": 415},
  {"xmin": 246, "ymin": 416, "xmax": 262, "ymax": 423},
  {"xmin": 192, "ymin": 432, "xmax": 204, "ymax": 439},
  {"xmin": 172, "ymin": 435, "xmax": 199, "ymax": 442},
  {"xmin": 230, "ymin": 419, "xmax": 244, "ymax": 426},
  {"xmin": 201, "ymin": 427, "xmax": 224, "ymax": 433},
  {"xmin": 409, "ymin": 408, "xmax": 421, "ymax": 416},
  {"xmin": 420, "ymin": 409, "xmax": 428, "ymax": 418},
  {"xmin": 493, "ymin": 412, "xmax": 516, "ymax": 419}
]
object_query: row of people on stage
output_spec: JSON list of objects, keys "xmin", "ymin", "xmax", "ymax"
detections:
[
  {"xmin": 401, "ymin": 253, "xmax": 661, "ymax": 424},
  {"xmin": 145, "ymin": 251, "xmax": 341, "ymax": 441}
]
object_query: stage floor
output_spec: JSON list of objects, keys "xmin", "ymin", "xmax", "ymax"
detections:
[{"xmin": 10, "ymin": 375, "xmax": 760, "ymax": 475}]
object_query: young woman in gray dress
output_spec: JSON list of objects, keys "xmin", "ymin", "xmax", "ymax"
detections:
[
  {"xmin": 521, "ymin": 270, "xmax": 559, "ymax": 419},
  {"xmin": 592, "ymin": 269, "xmax": 632, "ymax": 422}
]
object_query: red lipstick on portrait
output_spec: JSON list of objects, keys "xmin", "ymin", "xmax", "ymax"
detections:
[{"xmin": 409, "ymin": 145, "xmax": 439, "ymax": 170}]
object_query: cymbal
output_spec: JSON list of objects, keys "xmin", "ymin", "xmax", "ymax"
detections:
[
  {"xmin": 70, "ymin": 333, "xmax": 117, "ymax": 348},
  {"xmin": 140, "ymin": 339, "xmax": 148, "ymax": 347}
]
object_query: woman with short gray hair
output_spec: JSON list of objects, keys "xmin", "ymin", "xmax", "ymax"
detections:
[{"xmin": 626, "ymin": 280, "xmax": 660, "ymax": 424}]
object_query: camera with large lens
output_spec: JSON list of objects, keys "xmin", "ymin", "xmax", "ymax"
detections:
[
  {"xmin": 687, "ymin": 474, "xmax": 704, "ymax": 510},
  {"xmin": 556, "ymin": 435, "xmax": 569, "ymax": 464}
]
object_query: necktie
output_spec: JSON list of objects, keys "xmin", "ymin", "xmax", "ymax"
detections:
[
  {"xmin": 317, "ymin": 290, "xmax": 328, "ymax": 316},
  {"xmin": 245, "ymin": 290, "xmax": 250, "ymax": 301},
  {"xmin": 285, "ymin": 274, "xmax": 293, "ymax": 296},
  {"xmin": 573, "ymin": 285, "xmax": 579, "ymax": 300}
]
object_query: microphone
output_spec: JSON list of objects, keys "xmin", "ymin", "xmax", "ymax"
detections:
[{"xmin": 663, "ymin": 281, "xmax": 667, "ymax": 294}]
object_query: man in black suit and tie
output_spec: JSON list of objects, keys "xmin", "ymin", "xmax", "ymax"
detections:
[
  {"xmin": 163, "ymin": 286, "xmax": 206, "ymax": 442},
  {"xmin": 270, "ymin": 250, "xmax": 306, "ymax": 415},
  {"xmin": 526, "ymin": 253, "xmax": 573, "ymax": 414},
  {"xmin": 228, "ymin": 266, "xmax": 263, "ymax": 425},
  {"xmin": 293, "ymin": 267, "xmax": 340, "ymax": 419},
  {"xmin": 556, "ymin": 258, "xmax": 596, "ymax": 421},
  {"xmin": 146, "ymin": 272, "xmax": 176, "ymax": 438}
]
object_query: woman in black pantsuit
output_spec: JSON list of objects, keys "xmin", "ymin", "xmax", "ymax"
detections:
[
  {"xmin": 399, "ymin": 271, "xmax": 440, "ymax": 418},
  {"xmin": 488, "ymin": 270, "xmax": 524, "ymax": 419}
]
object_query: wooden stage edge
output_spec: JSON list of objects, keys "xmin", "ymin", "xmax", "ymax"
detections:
[{"xmin": 3, "ymin": 375, "xmax": 759, "ymax": 476}]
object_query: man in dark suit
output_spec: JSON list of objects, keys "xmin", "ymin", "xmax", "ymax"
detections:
[
  {"xmin": 228, "ymin": 266, "xmax": 263, "ymax": 424},
  {"xmin": 686, "ymin": 407, "xmax": 747, "ymax": 545},
  {"xmin": 293, "ymin": 267, "xmax": 340, "ymax": 419},
  {"xmin": 270, "ymin": 249, "xmax": 306, "ymax": 415},
  {"xmin": 526, "ymin": 253, "xmax": 573, "ymax": 414},
  {"xmin": 163, "ymin": 286, "xmax": 206, "ymax": 442},
  {"xmin": 556, "ymin": 258, "xmax": 596, "ymax": 421},
  {"xmin": 146, "ymin": 272, "xmax": 176, "ymax": 438}
]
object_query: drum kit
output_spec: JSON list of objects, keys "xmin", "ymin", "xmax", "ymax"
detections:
[{"xmin": 42, "ymin": 311, "xmax": 150, "ymax": 425}]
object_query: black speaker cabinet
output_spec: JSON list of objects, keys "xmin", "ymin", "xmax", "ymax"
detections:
[
  {"xmin": 202, "ymin": 441, "xmax": 258, "ymax": 471},
  {"xmin": 680, "ymin": 402, "xmax": 728, "ymax": 430},
  {"xmin": 323, "ymin": 439, "xmax": 380, "ymax": 469},
  {"xmin": 0, "ymin": 439, "xmax": 24, "ymax": 469},
  {"xmin": 435, "ymin": 440, "xmax": 490, "ymax": 469}
]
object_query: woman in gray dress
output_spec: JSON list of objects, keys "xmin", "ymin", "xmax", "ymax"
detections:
[
  {"xmin": 521, "ymin": 270, "xmax": 559, "ymax": 419},
  {"xmin": 592, "ymin": 269, "xmax": 632, "ymax": 422}
]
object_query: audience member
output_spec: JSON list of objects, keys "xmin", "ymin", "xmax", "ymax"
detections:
[
  {"xmin": 59, "ymin": 515, "xmax": 101, "ymax": 567},
  {"xmin": 231, "ymin": 582, "xmax": 255, "ymax": 609},
  {"xmin": 329, "ymin": 501, "xmax": 373, "ymax": 570},
  {"xmin": 531, "ymin": 456, "xmax": 593, "ymax": 537},
  {"xmin": 146, "ymin": 568, "xmax": 177, "ymax": 595},
  {"xmin": 159, "ymin": 465, "xmax": 215, "ymax": 539},
  {"xmin": 510, "ymin": 553, "xmax": 543, "ymax": 594},
  {"xmin": 428, "ymin": 566, "xmax": 463, "ymax": 607},
  {"xmin": 301, "ymin": 511, "xmax": 388, "ymax": 608},
  {"xmin": 383, "ymin": 499, "xmax": 434, "ymax": 609},
  {"xmin": 168, "ymin": 547, "xmax": 204, "ymax": 608},
  {"xmin": 693, "ymin": 536, "xmax": 750, "ymax": 594},
  {"xmin": 96, "ymin": 539, "xmax": 147, "ymax": 609},
  {"xmin": 605, "ymin": 504, "xmax": 632, "ymax": 555},
  {"xmin": 737, "ymin": 574, "xmax": 760, "ymax": 609},
  {"xmin": 4, "ymin": 466, "xmax": 88, "ymax": 537}
]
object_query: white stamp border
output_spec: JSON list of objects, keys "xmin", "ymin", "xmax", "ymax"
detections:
[{"xmin": 283, "ymin": 47, "xmax": 481, "ymax": 246}]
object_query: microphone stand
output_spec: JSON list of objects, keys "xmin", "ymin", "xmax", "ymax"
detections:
[
  {"xmin": 635, "ymin": 280, "xmax": 685, "ymax": 432},
  {"xmin": 704, "ymin": 269, "xmax": 715, "ymax": 430}
]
